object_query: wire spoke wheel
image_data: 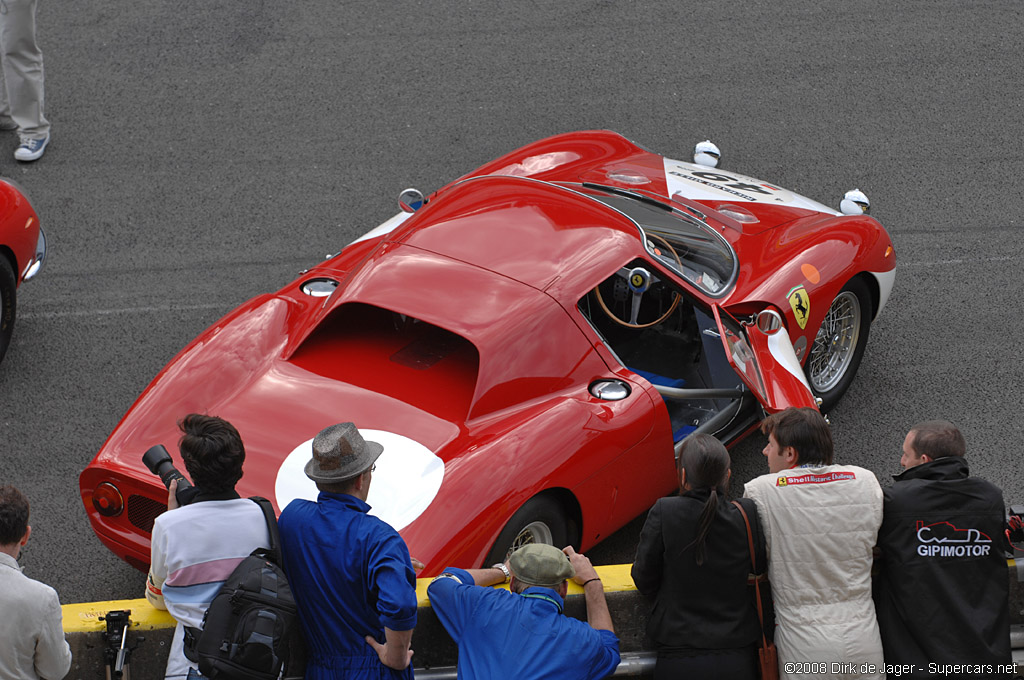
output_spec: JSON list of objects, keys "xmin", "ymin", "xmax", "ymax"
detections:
[
  {"xmin": 808, "ymin": 291, "xmax": 861, "ymax": 393},
  {"xmin": 483, "ymin": 495, "xmax": 573, "ymax": 567},
  {"xmin": 508, "ymin": 521, "xmax": 554, "ymax": 559}
]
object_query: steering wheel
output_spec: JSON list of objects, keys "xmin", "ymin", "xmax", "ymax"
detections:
[{"xmin": 594, "ymin": 233, "xmax": 683, "ymax": 328}]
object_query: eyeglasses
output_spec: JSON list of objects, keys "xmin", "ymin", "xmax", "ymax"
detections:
[{"xmin": 369, "ymin": 463, "xmax": 376, "ymax": 473}]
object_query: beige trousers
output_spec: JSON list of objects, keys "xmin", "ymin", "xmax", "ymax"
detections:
[{"xmin": 0, "ymin": 0, "xmax": 49, "ymax": 138}]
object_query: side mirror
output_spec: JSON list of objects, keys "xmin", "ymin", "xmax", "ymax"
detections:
[
  {"xmin": 399, "ymin": 188, "xmax": 426, "ymax": 213},
  {"xmin": 755, "ymin": 309, "xmax": 784, "ymax": 335}
]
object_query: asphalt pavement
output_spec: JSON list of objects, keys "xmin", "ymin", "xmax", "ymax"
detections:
[{"xmin": 1, "ymin": 0, "xmax": 1023, "ymax": 604}]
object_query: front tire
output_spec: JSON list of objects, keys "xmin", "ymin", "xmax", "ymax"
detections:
[
  {"xmin": 805, "ymin": 277, "xmax": 872, "ymax": 413},
  {"xmin": 483, "ymin": 495, "xmax": 571, "ymax": 567},
  {"xmin": 0, "ymin": 256, "xmax": 16, "ymax": 364}
]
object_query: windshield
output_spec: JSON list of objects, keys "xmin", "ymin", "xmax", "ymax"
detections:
[{"xmin": 573, "ymin": 184, "xmax": 738, "ymax": 297}]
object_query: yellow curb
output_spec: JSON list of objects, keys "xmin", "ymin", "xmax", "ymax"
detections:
[
  {"xmin": 569, "ymin": 564, "xmax": 636, "ymax": 595},
  {"xmin": 64, "ymin": 565, "xmax": 639, "ymax": 631},
  {"xmin": 62, "ymin": 599, "xmax": 176, "ymax": 634},
  {"xmin": 63, "ymin": 561, "xmax": 1020, "ymax": 633},
  {"xmin": 416, "ymin": 563, "xmax": 636, "ymax": 607}
]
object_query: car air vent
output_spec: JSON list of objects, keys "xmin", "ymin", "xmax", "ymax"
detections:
[
  {"xmin": 126, "ymin": 494, "xmax": 165, "ymax": 534},
  {"xmin": 301, "ymin": 278, "xmax": 339, "ymax": 297}
]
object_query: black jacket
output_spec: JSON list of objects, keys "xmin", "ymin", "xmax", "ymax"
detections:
[
  {"xmin": 631, "ymin": 490, "xmax": 766, "ymax": 653},
  {"xmin": 873, "ymin": 457, "xmax": 1011, "ymax": 673}
]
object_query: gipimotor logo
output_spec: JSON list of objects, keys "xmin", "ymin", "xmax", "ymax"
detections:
[{"xmin": 915, "ymin": 520, "xmax": 992, "ymax": 558}]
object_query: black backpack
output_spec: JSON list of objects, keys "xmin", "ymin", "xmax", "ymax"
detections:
[{"xmin": 184, "ymin": 497, "xmax": 305, "ymax": 680}]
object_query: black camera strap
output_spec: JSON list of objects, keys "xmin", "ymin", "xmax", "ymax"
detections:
[
  {"xmin": 182, "ymin": 496, "xmax": 282, "ymax": 664},
  {"xmin": 249, "ymin": 496, "xmax": 282, "ymax": 563}
]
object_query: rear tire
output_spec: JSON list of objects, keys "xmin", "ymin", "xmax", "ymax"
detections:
[
  {"xmin": 483, "ymin": 495, "xmax": 571, "ymax": 567},
  {"xmin": 0, "ymin": 256, "xmax": 16, "ymax": 365},
  {"xmin": 805, "ymin": 277, "xmax": 872, "ymax": 413}
]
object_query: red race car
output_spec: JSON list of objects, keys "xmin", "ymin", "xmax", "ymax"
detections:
[
  {"xmin": 0, "ymin": 178, "xmax": 46, "ymax": 364},
  {"xmin": 80, "ymin": 131, "xmax": 895, "ymax": 573}
]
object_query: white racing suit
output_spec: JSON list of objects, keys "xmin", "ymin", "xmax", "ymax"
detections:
[{"xmin": 745, "ymin": 464, "xmax": 884, "ymax": 680}]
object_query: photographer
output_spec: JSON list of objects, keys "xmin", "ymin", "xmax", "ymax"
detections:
[
  {"xmin": 873, "ymin": 420, "xmax": 1011, "ymax": 676},
  {"xmin": 145, "ymin": 414, "xmax": 270, "ymax": 680}
]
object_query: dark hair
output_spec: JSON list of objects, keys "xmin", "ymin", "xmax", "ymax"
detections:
[
  {"xmin": 909, "ymin": 420, "xmax": 965, "ymax": 460},
  {"xmin": 760, "ymin": 407, "xmax": 833, "ymax": 465},
  {"xmin": 178, "ymin": 414, "xmax": 246, "ymax": 493},
  {"xmin": 0, "ymin": 485, "xmax": 30, "ymax": 545},
  {"xmin": 678, "ymin": 434, "xmax": 731, "ymax": 566}
]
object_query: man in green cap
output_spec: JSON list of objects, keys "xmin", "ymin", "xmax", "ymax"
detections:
[{"xmin": 427, "ymin": 544, "xmax": 620, "ymax": 679}]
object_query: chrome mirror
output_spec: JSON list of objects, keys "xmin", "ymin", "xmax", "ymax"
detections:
[
  {"xmin": 755, "ymin": 309, "xmax": 784, "ymax": 335},
  {"xmin": 398, "ymin": 188, "xmax": 425, "ymax": 213}
]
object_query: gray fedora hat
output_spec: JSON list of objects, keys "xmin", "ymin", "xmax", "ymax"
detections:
[{"xmin": 304, "ymin": 422, "xmax": 384, "ymax": 484}]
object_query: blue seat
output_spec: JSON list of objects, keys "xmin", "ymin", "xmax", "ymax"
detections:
[
  {"xmin": 628, "ymin": 368, "xmax": 694, "ymax": 443},
  {"xmin": 629, "ymin": 367, "xmax": 686, "ymax": 390}
]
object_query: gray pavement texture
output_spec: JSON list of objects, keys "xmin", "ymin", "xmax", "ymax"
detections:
[{"xmin": 1, "ymin": 0, "xmax": 1023, "ymax": 604}]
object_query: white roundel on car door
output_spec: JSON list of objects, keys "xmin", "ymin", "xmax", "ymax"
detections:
[{"xmin": 275, "ymin": 429, "xmax": 445, "ymax": 531}]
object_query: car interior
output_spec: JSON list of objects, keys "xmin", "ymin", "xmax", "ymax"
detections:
[{"xmin": 578, "ymin": 257, "xmax": 752, "ymax": 446}]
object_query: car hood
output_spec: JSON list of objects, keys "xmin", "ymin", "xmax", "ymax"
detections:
[{"xmin": 457, "ymin": 129, "xmax": 839, "ymax": 235}]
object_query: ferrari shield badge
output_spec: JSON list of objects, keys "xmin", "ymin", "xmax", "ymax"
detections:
[{"xmin": 788, "ymin": 286, "xmax": 810, "ymax": 330}]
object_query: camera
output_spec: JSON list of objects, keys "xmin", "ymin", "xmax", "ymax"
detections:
[{"xmin": 142, "ymin": 445, "xmax": 198, "ymax": 507}]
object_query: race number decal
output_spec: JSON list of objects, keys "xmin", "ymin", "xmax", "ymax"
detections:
[
  {"xmin": 669, "ymin": 169, "xmax": 779, "ymax": 202},
  {"xmin": 663, "ymin": 158, "xmax": 840, "ymax": 215}
]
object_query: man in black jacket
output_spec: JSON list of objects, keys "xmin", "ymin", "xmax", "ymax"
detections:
[{"xmin": 874, "ymin": 420, "xmax": 1012, "ymax": 677}]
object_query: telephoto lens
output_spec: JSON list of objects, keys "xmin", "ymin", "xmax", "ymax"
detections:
[{"xmin": 142, "ymin": 445, "xmax": 197, "ymax": 506}]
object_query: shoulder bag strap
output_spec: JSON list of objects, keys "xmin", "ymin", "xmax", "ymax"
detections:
[
  {"xmin": 250, "ymin": 496, "xmax": 281, "ymax": 562},
  {"xmin": 732, "ymin": 500, "xmax": 769, "ymax": 649}
]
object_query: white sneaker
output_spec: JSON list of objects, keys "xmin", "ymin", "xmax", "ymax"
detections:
[{"xmin": 15, "ymin": 134, "xmax": 49, "ymax": 162}]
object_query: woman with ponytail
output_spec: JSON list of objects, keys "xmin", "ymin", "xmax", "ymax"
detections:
[{"xmin": 631, "ymin": 434, "xmax": 768, "ymax": 680}]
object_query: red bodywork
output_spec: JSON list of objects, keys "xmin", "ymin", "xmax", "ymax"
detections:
[
  {"xmin": 79, "ymin": 131, "xmax": 895, "ymax": 574},
  {"xmin": 0, "ymin": 178, "xmax": 45, "ymax": 361},
  {"xmin": 0, "ymin": 180, "xmax": 44, "ymax": 287}
]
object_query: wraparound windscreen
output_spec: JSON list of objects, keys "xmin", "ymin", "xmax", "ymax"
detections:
[{"xmin": 573, "ymin": 185, "xmax": 737, "ymax": 297}]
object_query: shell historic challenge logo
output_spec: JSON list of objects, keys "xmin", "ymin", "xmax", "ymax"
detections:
[
  {"xmin": 915, "ymin": 520, "xmax": 993, "ymax": 557},
  {"xmin": 776, "ymin": 471, "xmax": 855, "ymax": 487}
]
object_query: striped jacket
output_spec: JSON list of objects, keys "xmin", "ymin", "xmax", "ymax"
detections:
[{"xmin": 147, "ymin": 497, "xmax": 270, "ymax": 680}]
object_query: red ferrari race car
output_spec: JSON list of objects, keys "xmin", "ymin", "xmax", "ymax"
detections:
[
  {"xmin": 0, "ymin": 178, "xmax": 46, "ymax": 364},
  {"xmin": 80, "ymin": 131, "xmax": 895, "ymax": 574}
]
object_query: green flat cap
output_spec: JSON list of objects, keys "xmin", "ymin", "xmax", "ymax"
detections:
[{"xmin": 508, "ymin": 544, "xmax": 575, "ymax": 588}]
